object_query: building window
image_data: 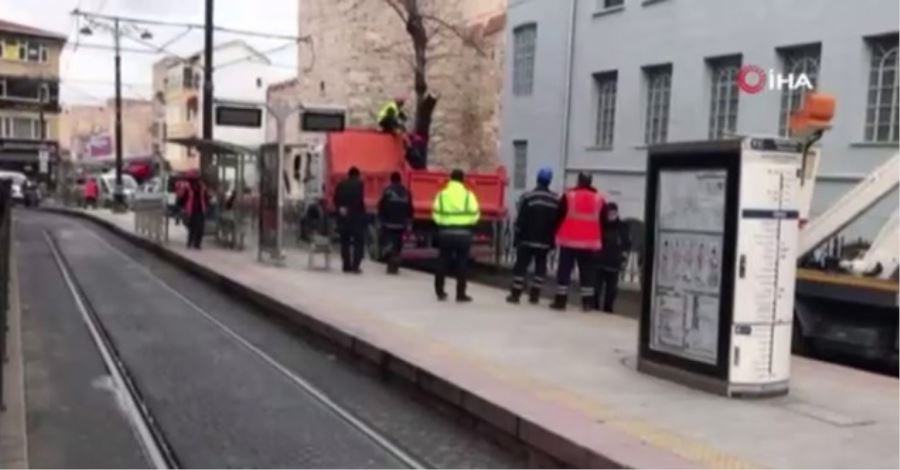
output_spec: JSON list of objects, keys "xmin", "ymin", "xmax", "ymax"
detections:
[
  {"xmin": 512, "ymin": 24, "xmax": 537, "ymax": 96},
  {"xmin": 778, "ymin": 44, "xmax": 820, "ymax": 136},
  {"xmin": 644, "ymin": 64, "xmax": 672, "ymax": 145},
  {"xmin": 603, "ymin": 0, "xmax": 624, "ymax": 8},
  {"xmin": 594, "ymin": 71, "xmax": 618, "ymax": 149},
  {"xmin": 10, "ymin": 117, "xmax": 39, "ymax": 140},
  {"xmin": 707, "ymin": 55, "xmax": 742, "ymax": 140},
  {"xmin": 39, "ymin": 83, "xmax": 49, "ymax": 102},
  {"xmin": 513, "ymin": 140, "xmax": 528, "ymax": 190},
  {"xmin": 0, "ymin": 78, "xmax": 5, "ymax": 98},
  {"xmin": 39, "ymin": 45, "xmax": 49, "ymax": 63},
  {"xmin": 865, "ymin": 34, "xmax": 899, "ymax": 143}
]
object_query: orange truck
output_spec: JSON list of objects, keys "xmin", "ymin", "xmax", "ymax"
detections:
[{"xmin": 305, "ymin": 129, "xmax": 508, "ymax": 260}]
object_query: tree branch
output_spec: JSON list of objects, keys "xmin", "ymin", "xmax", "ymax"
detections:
[
  {"xmin": 420, "ymin": 13, "xmax": 485, "ymax": 56},
  {"xmin": 379, "ymin": 0, "xmax": 408, "ymax": 24}
]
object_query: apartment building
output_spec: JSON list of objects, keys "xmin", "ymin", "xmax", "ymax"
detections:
[
  {"xmin": 0, "ymin": 19, "xmax": 66, "ymax": 185},
  {"xmin": 158, "ymin": 40, "xmax": 291, "ymax": 172},
  {"xmin": 500, "ymin": 0, "xmax": 899, "ymax": 240}
]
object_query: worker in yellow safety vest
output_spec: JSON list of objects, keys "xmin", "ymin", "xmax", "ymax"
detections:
[
  {"xmin": 432, "ymin": 169, "xmax": 480, "ymax": 302},
  {"xmin": 377, "ymin": 97, "xmax": 408, "ymax": 134}
]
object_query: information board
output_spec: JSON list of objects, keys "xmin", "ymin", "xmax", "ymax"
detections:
[{"xmin": 650, "ymin": 170, "xmax": 727, "ymax": 365}]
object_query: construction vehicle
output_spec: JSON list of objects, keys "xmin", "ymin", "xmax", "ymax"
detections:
[
  {"xmin": 790, "ymin": 94, "xmax": 899, "ymax": 364},
  {"xmin": 297, "ymin": 129, "xmax": 509, "ymax": 261}
]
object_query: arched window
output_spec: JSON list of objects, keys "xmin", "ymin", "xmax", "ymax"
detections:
[
  {"xmin": 865, "ymin": 35, "xmax": 899, "ymax": 143},
  {"xmin": 707, "ymin": 56, "xmax": 741, "ymax": 140},
  {"xmin": 512, "ymin": 24, "xmax": 537, "ymax": 96},
  {"xmin": 778, "ymin": 45, "xmax": 820, "ymax": 137}
]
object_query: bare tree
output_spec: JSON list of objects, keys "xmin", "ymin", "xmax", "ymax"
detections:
[{"xmin": 379, "ymin": 0, "xmax": 484, "ymax": 150}]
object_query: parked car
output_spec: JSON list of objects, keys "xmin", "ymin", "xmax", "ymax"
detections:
[{"xmin": 0, "ymin": 171, "xmax": 28, "ymax": 205}]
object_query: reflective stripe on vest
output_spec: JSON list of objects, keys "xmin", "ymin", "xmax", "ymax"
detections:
[
  {"xmin": 566, "ymin": 191, "xmax": 602, "ymax": 222},
  {"xmin": 555, "ymin": 189, "xmax": 603, "ymax": 250},
  {"xmin": 433, "ymin": 184, "xmax": 479, "ymax": 226}
]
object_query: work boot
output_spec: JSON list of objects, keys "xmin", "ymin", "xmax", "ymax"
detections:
[
  {"xmin": 457, "ymin": 294, "xmax": 473, "ymax": 303},
  {"xmin": 436, "ymin": 292, "xmax": 448, "ymax": 301},
  {"xmin": 506, "ymin": 289, "xmax": 521, "ymax": 304},
  {"xmin": 528, "ymin": 288, "xmax": 541, "ymax": 305},
  {"xmin": 550, "ymin": 295, "xmax": 567, "ymax": 311}
]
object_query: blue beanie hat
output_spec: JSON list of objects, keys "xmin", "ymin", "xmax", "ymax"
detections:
[{"xmin": 537, "ymin": 167, "xmax": 553, "ymax": 184}]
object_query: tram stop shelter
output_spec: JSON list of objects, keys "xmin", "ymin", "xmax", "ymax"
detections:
[{"xmin": 167, "ymin": 137, "xmax": 257, "ymax": 250}]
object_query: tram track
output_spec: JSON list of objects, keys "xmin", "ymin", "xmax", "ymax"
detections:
[{"xmin": 27, "ymin": 213, "xmax": 526, "ymax": 468}]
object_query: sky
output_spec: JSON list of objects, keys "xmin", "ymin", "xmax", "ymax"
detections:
[{"xmin": 2, "ymin": 0, "xmax": 298, "ymax": 105}]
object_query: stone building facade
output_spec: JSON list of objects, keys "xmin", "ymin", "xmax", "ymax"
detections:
[{"xmin": 270, "ymin": 0, "xmax": 506, "ymax": 170}]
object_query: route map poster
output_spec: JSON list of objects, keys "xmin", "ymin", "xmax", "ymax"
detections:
[{"xmin": 650, "ymin": 170, "xmax": 727, "ymax": 365}]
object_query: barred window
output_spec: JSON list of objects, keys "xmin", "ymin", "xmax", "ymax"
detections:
[
  {"xmin": 865, "ymin": 34, "xmax": 899, "ymax": 143},
  {"xmin": 707, "ymin": 55, "xmax": 741, "ymax": 140},
  {"xmin": 644, "ymin": 64, "xmax": 672, "ymax": 145},
  {"xmin": 778, "ymin": 44, "xmax": 820, "ymax": 137},
  {"xmin": 512, "ymin": 24, "xmax": 537, "ymax": 96},
  {"xmin": 594, "ymin": 71, "xmax": 618, "ymax": 149},
  {"xmin": 513, "ymin": 141, "xmax": 528, "ymax": 190}
]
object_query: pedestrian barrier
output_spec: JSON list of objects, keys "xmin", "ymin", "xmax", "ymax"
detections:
[
  {"xmin": 132, "ymin": 192, "xmax": 168, "ymax": 244},
  {"xmin": 0, "ymin": 180, "xmax": 12, "ymax": 410}
]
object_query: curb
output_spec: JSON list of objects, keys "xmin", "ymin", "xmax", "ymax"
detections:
[{"xmin": 48, "ymin": 208, "xmax": 698, "ymax": 469}]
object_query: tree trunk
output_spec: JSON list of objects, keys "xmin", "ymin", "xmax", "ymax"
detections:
[{"xmin": 404, "ymin": 1, "xmax": 436, "ymax": 145}]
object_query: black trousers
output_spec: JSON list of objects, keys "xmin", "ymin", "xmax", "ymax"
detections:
[
  {"xmin": 555, "ymin": 247, "xmax": 596, "ymax": 304},
  {"xmin": 339, "ymin": 227, "xmax": 365, "ymax": 272},
  {"xmin": 434, "ymin": 231, "xmax": 472, "ymax": 297},
  {"xmin": 187, "ymin": 212, "xmax": 205, "ymax": 249},
  {"xmin": 510, "ymin": 245, "xmax": 549, "ymax": 293},
  {"xmin": 594, "ymin": 268, "xmax": 621, "ymax": 312},
  {"xmin": 382, "ymin": 227, "xmax": 404, "ymax": 272}
]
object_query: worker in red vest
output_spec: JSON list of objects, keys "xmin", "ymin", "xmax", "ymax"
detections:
[
  {"xmin": 551, "ymin": 172, "xmax": 606, "ymax": 311},
  {"xmin": 178, "ymin": 174, "xmax": 210, "ymax": 250},
  {"xmin": 83, "ymin": 177, "xmax": 98, "ymax": 209}
]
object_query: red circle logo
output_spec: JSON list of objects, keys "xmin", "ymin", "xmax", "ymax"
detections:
[{"xmin": 737, "ymin": 65, "xmax": 766, "ymax": 94}]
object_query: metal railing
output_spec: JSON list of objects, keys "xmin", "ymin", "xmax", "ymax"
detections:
[
  {"xmin": 1, "ymin": 180, "xmax": 12, "ymax": 410},
  {"xmin": 132, "ymin": 192, "xmax": 168, "ymax": 243}
]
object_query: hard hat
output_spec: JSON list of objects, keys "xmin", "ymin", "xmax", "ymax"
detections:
[
  {"xmin": 394, "ymin": 95, "xmax": 406, "ymax": 105},
  {"xmin": 537, "ymin": 167, "xmax": 553, "ymax": 184}
]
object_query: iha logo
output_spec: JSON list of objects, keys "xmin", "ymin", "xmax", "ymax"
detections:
[{"xmin": 736, "ymin": 64, "xmax": 814, "ymax": 94}]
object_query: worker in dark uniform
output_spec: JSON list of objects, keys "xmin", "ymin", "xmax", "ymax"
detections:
[
  {"xmin": 378, "ymin": 171, "xmax": 414, "ymax": 274},
  {"xmin": 595, "ymin": 202, "xmax": 631, "ymax": 312},
  {"xmin": 507, "ymin": 167, "xmax": 559, "ymax": 305},
  {"xmin": 432, "ymin": 169, "xmax": 480, "ymax": 302},
  {"xmin": 333, "ymin": 167, "xmax": 366, "ymax": 273},
  {"xmin": 551, "ymin": 172, "xmax": 606, "ymax": 311},
  {"xmin": 178, "ymin": 173, "xmax": 210, "ymax": 250}
]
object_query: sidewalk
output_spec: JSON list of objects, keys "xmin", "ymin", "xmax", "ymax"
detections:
[{"xmin": 64, "ymin": 208, "xmax": 899, "ymax": 469}]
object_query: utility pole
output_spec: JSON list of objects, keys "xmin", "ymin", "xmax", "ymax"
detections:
[
  {"xmin": 113, "ymin": 17, "xmax": 126, "ymax": 212},
  {"xmin": 202, "ymin": 0, "xmax": 214, "ymax": 181}
]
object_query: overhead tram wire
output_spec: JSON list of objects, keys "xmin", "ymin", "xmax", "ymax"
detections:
[{"xmin": 71, "ymin": 9, "xmax": 310, "ymax": 43}]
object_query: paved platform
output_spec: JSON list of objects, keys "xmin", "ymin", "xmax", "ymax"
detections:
[{"xmin": 61, "ymin": 208, "xmax": 899, "ymax": 469}]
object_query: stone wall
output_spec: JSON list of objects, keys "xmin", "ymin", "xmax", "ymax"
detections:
[{"xmin": 287, "ymin": 0, "xmax": 506, "ymax": 170}]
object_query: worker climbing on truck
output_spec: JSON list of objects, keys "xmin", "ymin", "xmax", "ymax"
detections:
[{"xmin": 377, "ymin": 96, "xmax": 408, "ymax": 135}]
